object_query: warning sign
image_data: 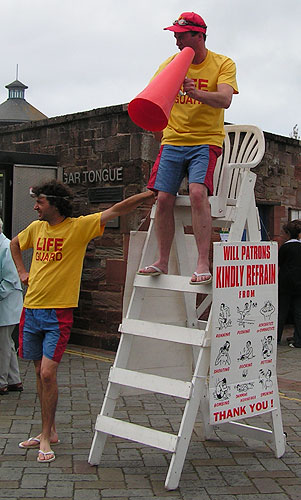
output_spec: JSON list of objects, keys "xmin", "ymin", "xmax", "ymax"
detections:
[{"xmin": 209, "ymin": 242, "xmax": 278, "ymax": 424}]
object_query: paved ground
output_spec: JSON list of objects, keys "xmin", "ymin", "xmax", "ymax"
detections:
[{"xmin": 1, "ymin": 327, "xmax": 301, "ymax": 500}]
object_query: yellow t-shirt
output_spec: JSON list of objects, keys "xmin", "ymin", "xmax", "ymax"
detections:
[
  {"xmin": 153, "ymin": 50, "xmax": 238, "ymax": 147},
  {"xmin": 18, "ymin": 213, "xmax": 105, "ymax": 308}
]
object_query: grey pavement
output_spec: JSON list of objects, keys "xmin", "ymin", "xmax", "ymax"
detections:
[{"xmin": 1, "ymin": 327, "xmax": 301, "ymax": 500}]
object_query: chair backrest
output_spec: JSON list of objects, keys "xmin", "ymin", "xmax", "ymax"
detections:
[{"xmin": 210, "ymin": 124, "xmax": 265, "ymax": 218}]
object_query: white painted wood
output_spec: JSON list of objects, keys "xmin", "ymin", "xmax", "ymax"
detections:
[
  {"xmin": 196, "ymin": 295, "xmax": 212, "ymax": 319},
  {"xmin": 120, "ymin": 319, "xmax": 205, "ymax": 346},
  {"xmin": 89, "ymin": 125, "xmax": 286, "ymax": 491},
  {"xmin": 165, "ymin": 345, "xmax": 211, "ymax": 490},
  {"xmin": 271, "ymin": 392, "xmax": 286, "ymax": 457},
  {"xmin": 88, "ymin": 332, "xmax": 134, "ymax": 465},
  {"xmin": 123, "ymin": 231, "xmax": 147, "ymax": 318},
  {"xmin": 227, "ymin": 170, "xmax": 258, "ymax": 242},
  {"xmin": 218, "ymin": 421, "xmax": 274, "ymax": 441},
  {"xmin": 134, "ymin": 273, "xmax": 213, "ymax": 293},
  {"xmin": 109, "ymin": 367, "xmax": 192, "ymax": 399},
  {"xmin": 95, "ymin": 415, "xmax": 178, "ymax": 452},
  {"xmin": 174, "ymin": 206, "xmax": 199, "ymax": 328},
  {"xmin": 124, "ymin": 230, "xmax": 189, "ymax": 327}
]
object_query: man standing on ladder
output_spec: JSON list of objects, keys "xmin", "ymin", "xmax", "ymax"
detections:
[{"xmin": 138, "ymin": 11, "xmax": 238, "ymax": 284}]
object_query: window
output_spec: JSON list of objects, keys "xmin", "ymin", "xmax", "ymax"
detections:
[
  {"xmin": 258, "ymin": 204, "xmax": 274, "ymax": 241},
  {"xmin": 9, "ymin": 89, "xmax": 24, "ymax": 99},
  {"xmin": 289, "ymin": 209, "xmax": 301, "ymax": 221}
]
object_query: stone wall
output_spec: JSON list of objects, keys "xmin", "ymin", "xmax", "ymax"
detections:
[
  {"xmin": 0, "ymin": 105, "xmax": 300, "ymax": 348},
  {"xmin": 254, "ymin": 131, "xmax": 301, "ymax": 243},
  {"xmin": 0, "ymin": 105, "xmax": 159, "ymax": 349}
]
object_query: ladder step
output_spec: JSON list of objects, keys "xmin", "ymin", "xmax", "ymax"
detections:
[
  {"xmin": 134, "ymin": 274, "xmax": 212, "ymax": 293},
  {"xmin": 175, "ymin": 195, "xmax": 191, "ymax": 207},
  {"xmin": 95, "ymin": 415, "xmax": 178, "ymax": 452},
  {"xmin": 119, "ymin": 319, "xmax": 205, "ymax": 346},
  {"xmin": 109, "ymin": 367, "xmax": 192, "ymax": 399}
]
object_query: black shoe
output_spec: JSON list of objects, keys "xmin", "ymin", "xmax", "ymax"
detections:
[
  {"xmin": 0, "ymin": 386, "xmax": 9, "ymax": 395},
  {"xmin": 7, "ymin": 383, "xmax": 23, "ymax": 392},
  {"xmin": 288, "ymin": 342, "xmax": 301, "ymax": 348}
]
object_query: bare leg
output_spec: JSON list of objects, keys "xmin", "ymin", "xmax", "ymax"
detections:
[
  {"xmin": 34, "ymin": 357, "xmax": 59, "ymax": 460},
  {"xmin": 189, "ymin": 183, "xmax": 212, "ymax": 283},
  {"xmin": 139, "ymin": 191, "xmax": 176, "ymax": 275}
]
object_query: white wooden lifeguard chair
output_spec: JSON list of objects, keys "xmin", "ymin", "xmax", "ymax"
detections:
[{"xmin": 89, "ymin": 125, "xmax": 286, "ymax": 490}]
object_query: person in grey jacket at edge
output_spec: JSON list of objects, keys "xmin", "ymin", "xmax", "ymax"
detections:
[{"xmin": 0, "ymin": 218, "xmax": 23, "ymax": 395}]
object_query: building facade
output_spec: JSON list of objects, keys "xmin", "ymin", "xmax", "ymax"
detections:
[{"xmin": 0, "ymin": 104, "xmax": 300, "ymax": 349}]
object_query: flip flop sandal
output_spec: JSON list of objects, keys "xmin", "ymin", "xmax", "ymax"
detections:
[
  {"xmin": 190, "ymin": 272, "xmax": 212, "ymax": 285},
  {"xmin": 19, "ymin": 437, "xmax": 60, "ymax": 449},
  {"xmin": 37, "ymin": 449, "xmax": 55, "ymax": 463},
  {"xmin": 137, "ymin": 265, "xmax": 165, "ymax": 276},
  {"xmin": 19, "ymin": 437, "xmax": 40, "ymax": 449}
]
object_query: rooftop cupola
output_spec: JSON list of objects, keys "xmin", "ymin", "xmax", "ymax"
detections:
[
  {"xmin": 6, "ymin": 79, "xmax": 28, "ymax": 100},
  {"xmin": 0, "ymin": 71, "xmax": 47, "ymax": 126}
]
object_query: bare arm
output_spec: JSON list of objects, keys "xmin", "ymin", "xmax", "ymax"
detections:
[
  {"xmin": 183, "ymin": 80, "xmax": 234, "ymax": 109},
  {"xmin": 100, "ymin": 190, "xmax": 156, "ymax": 225},
  {"xmin": 10, "ymin": 236, "xmax": 29, "ymax": 286}
]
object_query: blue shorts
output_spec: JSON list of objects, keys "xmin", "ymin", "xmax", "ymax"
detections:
[
  {"xmin": 147, "ymin": 144, "xmax": 222, "ymax": 196},
  {"xmin": 19, "ymin": 308, "xmax": 73, "ymax": 363}
]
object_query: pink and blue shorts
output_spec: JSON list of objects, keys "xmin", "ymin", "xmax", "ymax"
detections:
[
  {"xmin": 19, "ymin": 308, "xmax": 73, "ymax": 363},
  {"xmin": 147, "ymin": 144, "xmax": 222, "ymax": 196}
]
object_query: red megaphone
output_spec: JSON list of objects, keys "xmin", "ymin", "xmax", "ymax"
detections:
[{"xmin": 128, "ymin": 47, "xmax": 195, "ymax": 132}]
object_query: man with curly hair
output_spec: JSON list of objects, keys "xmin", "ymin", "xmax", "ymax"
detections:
[{"xmin": 10, "ymin": 179, "xmax": 154, "ymax": 463}]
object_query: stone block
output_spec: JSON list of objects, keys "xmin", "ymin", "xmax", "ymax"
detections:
[
  {"xmin": 106, "ymin": 259, "xmax": 127, "ymax": 285},
  {"xmin": 92, "ymin": 290, "xmax": 123, "ymax": 310},
  {"xmin": 141, "ymin": 134, "xmax": 160, "ymax": 162},
  {"xmin": 252, "ymin": 478, "xmax": 284, "ymax": 493}
]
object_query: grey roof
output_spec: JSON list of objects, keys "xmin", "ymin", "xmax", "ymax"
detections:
[
  {"xmin": 5, "ymin": 79, "xmax": 28, "ymax": 90},
  {"xmin": 0, "ymin": 78, "xmax": 47, "ymax": 124},
  {"xmin": 0, "ymin": 98, "xmax": 47, "ymax": 123}
]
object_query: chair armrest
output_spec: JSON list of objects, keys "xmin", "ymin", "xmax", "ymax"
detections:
[{"xmin": 228, "ymin": 161, "xmax": 260, "ymax": 170}]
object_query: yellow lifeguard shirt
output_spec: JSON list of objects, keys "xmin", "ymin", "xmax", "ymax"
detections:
[
  {"xmin": 18, "ymin": 213, "xmax": 104, "ymax": 309},
  {"xmin": 153, "ymin": 50, "xmax": 238, "ymax": 147}
]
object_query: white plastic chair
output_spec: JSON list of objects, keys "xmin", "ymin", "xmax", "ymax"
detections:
[
  {"xmin": 176, "ymin": 124, "xmax": 265, "ymax": 241},
  {"xmin": 209, "ymin": 124, "xmax": 265, "ymax": 241}
]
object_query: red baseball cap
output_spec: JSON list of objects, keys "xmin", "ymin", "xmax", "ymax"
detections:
[{"xmin": 164, "ymin": 12, "xmax": 207, "ymax": 34}]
